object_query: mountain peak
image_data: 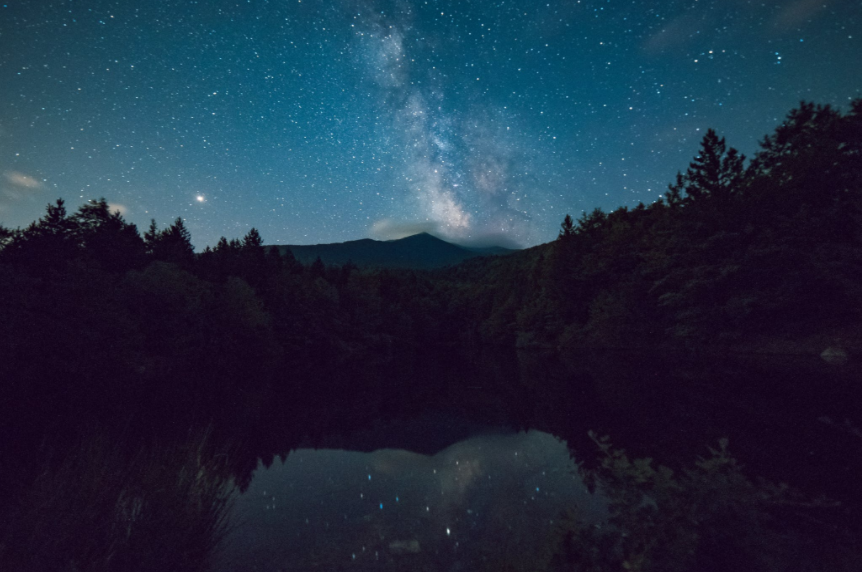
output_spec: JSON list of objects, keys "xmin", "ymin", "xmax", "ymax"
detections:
[
  {"xmin": 268, "ymin": 232, "xmax": 514, "ymax": 269},
  {"xmin": 395, "ymin": 232, "xmax": 441, "ymax": 241}
]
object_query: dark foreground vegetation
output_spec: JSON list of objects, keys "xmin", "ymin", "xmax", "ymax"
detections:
[{"xmin": 1, "ymin": 100, "xmax": 860, "ymax": 570}]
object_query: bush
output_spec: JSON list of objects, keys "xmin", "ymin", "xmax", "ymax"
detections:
[{"xmin": 545, "ymin": 433, "xmax": 858, "ymax": 572}]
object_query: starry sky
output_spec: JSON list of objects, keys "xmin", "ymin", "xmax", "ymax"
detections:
[{"xmin": 1, "ymin": 0, "xmax": 859, "ymax": 249}]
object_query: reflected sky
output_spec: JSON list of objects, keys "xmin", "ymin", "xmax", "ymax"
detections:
[{"xmin": 216, "ymin": 430, "xmax": 603, "ymax": 571}]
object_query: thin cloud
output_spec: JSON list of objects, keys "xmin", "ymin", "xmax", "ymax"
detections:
[
  {"xmin": 107, "ymin": 202, "xmax": 129, "ymax": 216},
  {"xmin": 456, "ymin": 232, "xmax": 524, "ymax": 250},
  {"xmin": 642, "ymin": 13, "xmax": 706, "ymax": 54},
  {"xmin": 370, "ymin": 219, "xmax": 439, "ymax": 240},
  {"xmin": 4, "ymin": 171, "xmax": 43, "ymax": 189},
  {"xmin": 772, "ymin": 0, "xmax": 829, "ymax": 31}
]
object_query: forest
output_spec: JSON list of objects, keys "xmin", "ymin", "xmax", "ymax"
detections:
[{"xmin": 1, "ymin": 100, "xmax": 860, "ymax": 570}]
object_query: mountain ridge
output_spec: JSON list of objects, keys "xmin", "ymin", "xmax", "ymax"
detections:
[{"xmin": 266, "ymin": 232, "xmax": 517, "ymax": 269}]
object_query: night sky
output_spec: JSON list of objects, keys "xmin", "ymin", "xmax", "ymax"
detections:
[{"xmin": 1, "ymin": 0, "xmax": 859, "ymax": 249}]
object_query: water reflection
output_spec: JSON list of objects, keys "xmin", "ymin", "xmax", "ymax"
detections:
[
  {"xmin": 211, "ymin": 348, "xmax": 862, "ymax": 570},
  {"xmin": 216, "ymin": 430, "xmax": 603, "ymax": 571}
]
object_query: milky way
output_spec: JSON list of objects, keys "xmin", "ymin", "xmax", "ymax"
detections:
[{"xmin": 1, "ymin": 0, "xmax": 859, "ymax": 248}]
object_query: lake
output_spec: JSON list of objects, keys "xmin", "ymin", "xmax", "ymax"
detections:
[{"xmin": 210, "ymin": 348, "xmax": 862, "ymax": 571}]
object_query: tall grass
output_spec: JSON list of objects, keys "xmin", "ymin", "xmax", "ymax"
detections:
[{"xmin": 0, "ymin": 427, "xmax": 236, "ymax": 572}]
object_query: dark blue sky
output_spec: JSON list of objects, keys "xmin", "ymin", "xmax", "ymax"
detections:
[{"xmin": 1, "ymin": 0, "xmax": 859, "ymax": 248}]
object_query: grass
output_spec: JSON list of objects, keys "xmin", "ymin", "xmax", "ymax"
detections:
[{"xmin": 0, "ymin": 427, "xmax": 237, "ymax": 572}]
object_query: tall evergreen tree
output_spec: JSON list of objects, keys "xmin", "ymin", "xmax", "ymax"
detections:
[
  {"xmin": 576, "ymin": 208, "xmax": 607, "ymax": 237},
  {"xmin": 238, "ymin": 228, "xmax": 267, "ymax": 285},
  {"xmin": 4, "ymin": 199, "xmax": 80, "ymax": 271},
  {"xmin": 147, "ymin": 217, "xmax": 195, "ymax": 266},
  {"xmin": 74, "ymin": 198, "xmax": 145, "ymax": 272},
  {"xmin": 214, "ymin": 237, "xmax": 230, "ymax": 253},
  {"xmin": 679, "ymin": 129, "xmax": 745, "ymax": 203},
  {"xmin": 558, "ymin": 214, "xmax": 575, "ymax": 239},
  {"xmin": 665, "ymin": 172, "xmax": 686, "ymax": 208},
  {"xmin": 143, "ymin": 219, "xmax": 160, "ymax": 256},
  {"xmin": 39, "ymin": 198, "xmax": 73, "ymax": 238},
  {"xmin": 242, "ymin": 228, "xmax": 264, "ymax": 250},
  {"xmin": 310, "ymin": 256, "xmax": 326, "ymax": 279}
]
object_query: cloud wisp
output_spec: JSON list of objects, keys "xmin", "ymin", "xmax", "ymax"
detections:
[
  {"xmin": 1, "ymin": 170, "xmax": 46, "ymax": 216},
  {"xmin": 4, "ymin": 170, "xmax": 43, "ymax": 190},
  {"xmin": 370, "ymin": 218, "xmax": 439, "ymax": 240}
]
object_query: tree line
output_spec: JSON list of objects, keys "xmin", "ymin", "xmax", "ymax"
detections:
[
  {"xmin": 437, "ymin": 100, "xmax": 862, "ymax": 350},
  {"xmin": 1, "ymin": 100, "xmax": 860, "ymax": 447}
]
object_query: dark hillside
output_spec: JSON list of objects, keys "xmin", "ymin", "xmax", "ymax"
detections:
[{"xmin": 269, "ymin": 232, "xmax": 516, "ymax": 269}]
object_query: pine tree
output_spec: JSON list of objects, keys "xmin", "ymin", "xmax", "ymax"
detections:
[
  {"xmin": 39, "ymin": 199, "xmax": 74, "ymax": 238},
  {"xmin": 143, "ymin": 219, "xmax": 160, "ymax": 255},
  {"xmin": 682, "ymin": 129, "xmax": 745, "ymax": 203},
  {"xmin": 281, "ymin": 248, "xmax": 302, "ymax": 274},
  {"xmin": 576, "ymin": 208, "xmax": 607, "ymax": 236},
  {"xmin": 0, "ymin": 199, "xmax": 79, "ymax": 271},
  {"xmin": 168, "ymin": 218, "xmax": 193, "ymax": 250},
  {"xmin": 242, "ymin": 228, "xmax": 264, "ymax": 250},
  {"xmin": 214, "ymin": 237, "xmax": 230, "ymax": 253},
  {"xmin": 558, "ymin": 214, "xmax": 575, "ymax": 239},
  {"xmin": 163, "ymin": 217, "xmax": 195, "ymax": 265},
  {"xmin": 147, "ymin": 217, "xmax": 194, "ymax": 266},
  {"xmin": 310, "ymin": 256, "xmax": 326, "ymax": 279},
  {"xmin": 74, "ymin": 198, "xmax": 145, "ymax": 272}
]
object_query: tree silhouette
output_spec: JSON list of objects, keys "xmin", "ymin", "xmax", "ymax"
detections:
[
  {"xmin": 1, "ymin": 199, "xmax": 79, "ymax": 272},
  {"xmin": 0, "ymin": 225, "xmax": 13, "ymax": 248},
  {"xmin": 74, "ymin": 198, "xmax": 145, "ymax": 272},
  {"xmin": 146, "ymin": 217, "xmax": 195, "ymax": 266},
  {"xmin": 310, "ymin": 256, "xmax": 326, "ymax": 279},
  {"xmin": 242, "ymin": 228, "xmax": 263, "ymax": 251},
  {"xmin": 672, "ymin": 129, "xmax": 745, "ymax": 204},
  {"xmin": 558, "ymin": 214, "xmax": 575, "ymax": 239},
  {"xmin": 576, "ymin": 208, "xmax": 607, "ymax": 237},
  {"xmin": 39, "ymin": 198, "xmax": 73, "ymax": 238},
  {"xmin": 143, "ymin": 219, "xmax": 160, "ymax": 255}
]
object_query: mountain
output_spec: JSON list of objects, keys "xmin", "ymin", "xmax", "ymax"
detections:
[{"xmin": 267, "ymin": 232, "xmax": 516, "ymax": 269}]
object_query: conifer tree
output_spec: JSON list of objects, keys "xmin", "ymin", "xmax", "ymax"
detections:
[
  {"xmin": 680, "ymin": 129, "xmax": 745, "ymax": 203},
  {"xmin": 242, "ymin": 228, "xmax": 264, "ymax": 250},
  {"xmin": 143, "ymin": 219, "xmax": 160, "ymax": 255},
  {"xmin": 74, "ymin": 198, "xmax": 145, "ymax": 272},
  {"xmin": 214, "ymin": 237, "xmax": 230, "ymax": 253},
  {"xmin": 576, "ymin": 208, "xmax": 607, "ymax": 236},
  {"xmin": 39, "ymin": 198, "xmax": 72, "ymax": 237},
  {"xmin": 310, "ymin": 256, "xmax": 326, "ymax": 279},
  {"xmin": 558, "ymin": 214, "xmax": 575, "ymax": 239},
  {"xmin": 146, "ymin": 217, "xmax": 194, "ymax": 266}
]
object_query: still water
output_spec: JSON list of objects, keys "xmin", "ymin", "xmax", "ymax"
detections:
[
  {"xmin": 217, "ymin": 431, "xmax": 604, "ymax": 571},
  {"xmin": 213, "ymin": 348, "xmax": 862, "ymax": 571}
]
